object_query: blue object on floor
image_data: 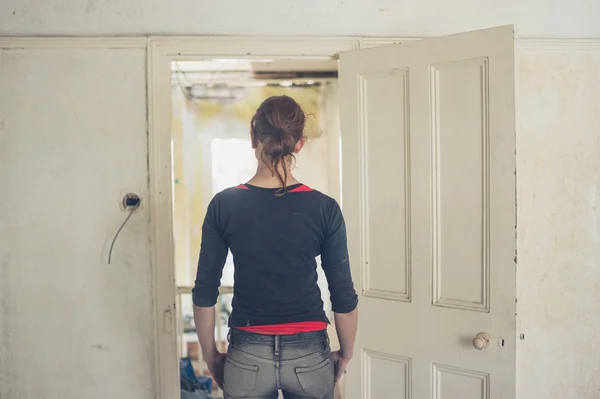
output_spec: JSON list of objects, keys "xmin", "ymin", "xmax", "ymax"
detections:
[
  {"xmin": 180, "ymin": 357, "xmax": 212, "ymax": 393},
  {"xmin": 181, "ymin": 390, "xmax": 210, "ymax": 399},
  {"xmin": 196, "ymin": 376, "xmax": 212, "ymax": 392}
]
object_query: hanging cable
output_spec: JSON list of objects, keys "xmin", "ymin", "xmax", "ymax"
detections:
[{"xmin": 108, "ymin": 200, "xmax": 139, "ymax": 265}]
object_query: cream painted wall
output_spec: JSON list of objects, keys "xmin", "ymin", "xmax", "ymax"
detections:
[
  {"xmin": 0, "ymin": 2, "xmax": 599, "ymax": 398},
  {"xmin": 0, "ymin": 0, "xmax": 599, "ymax": 38},
  {"xmin": 517, "ymin": 51, "xmax": 600, "ymax": 399},
  {"xmin": 0, "ymin": 48, "xmax": 154, "ymax": 399}
]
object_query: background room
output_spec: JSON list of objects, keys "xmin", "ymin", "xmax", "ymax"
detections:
[{"xmin": 171, "ymin": 59, "xmax": 341, "ymax": 396}]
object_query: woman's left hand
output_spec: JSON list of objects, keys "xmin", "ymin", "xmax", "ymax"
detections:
[{"xmin": 206, "ymin": 351, "xmax": 227, "ymax": 388}]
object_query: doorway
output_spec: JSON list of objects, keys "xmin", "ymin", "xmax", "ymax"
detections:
[
  {"xmin": 170, "ymin": 58, "xmax": 341, "ymax": 397},
  {"xmin": 148, "ymin": 30, "xmax": 517, "ymax": 399}
]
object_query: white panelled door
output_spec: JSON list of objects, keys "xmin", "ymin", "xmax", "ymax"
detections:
[{"xmin": 340, "ymin": 26, "xmax": 517, "ymax": 399}]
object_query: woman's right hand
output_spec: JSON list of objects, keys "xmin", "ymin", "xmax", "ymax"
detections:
[{"xmin": 331, "ymin": 350, "xmax": 351, "ymax": 382}]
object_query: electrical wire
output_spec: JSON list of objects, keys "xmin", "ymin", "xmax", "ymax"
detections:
[
  {"xmin": 108, "ymin": 208, "xmax": 136, "ymax": 265},
  {"xmin": 174, "ymin": 69, "xmax": 191, "ymax": 99},
  {"xmin": 174, "ymin": 62, "xmax": 194, "ymax": 87},
  {"xmin": 174, "ymin": 62, "xmax": 198, "ymax": 102}
]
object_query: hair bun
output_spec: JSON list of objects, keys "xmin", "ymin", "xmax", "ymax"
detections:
[
  {"xmin": 254, "ymin": 117, "xmax": 285, "ymax": 138},
  {"xmin": 250, "ymin": 95, "xmax": 306, "ymax": 192}
]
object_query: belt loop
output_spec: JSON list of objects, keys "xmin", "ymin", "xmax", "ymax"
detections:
[
  {"xmin": 274, "ymin": 335, "xmax": 280, "ymax": 357},
  {"xmin": 227, "ymin": 329, "xmax": 232, "ymax": 345}
]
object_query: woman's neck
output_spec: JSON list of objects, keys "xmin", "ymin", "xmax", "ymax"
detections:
[{"xmin": 247, "ymin": 162, "xmax": 299, "ymax": 188}]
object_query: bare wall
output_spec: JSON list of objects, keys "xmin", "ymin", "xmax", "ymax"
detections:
[
  {"xmin": 0, "ymin": 0, "xmax": 599, "ymax": 38},
  {"xmin": 0, "ymin": 47, "xmax": 154, "ymax": 399},
  {"xmin": 517, "ymin": 50, "xmax": 600, "ymax": 399}
]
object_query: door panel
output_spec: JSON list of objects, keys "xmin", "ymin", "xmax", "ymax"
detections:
[
  {"xmin": 364, "ymin": 351, "xmax": 411, "ymax": 399},
  {"xmin": 339, "ymin": 26, "xmax": 516, "ymax": 399},
  {"xmin": 433, "ymin": 364, "xmax": 490, "ymax": 399},
  {"xmin": 431, "ymin": 58, "xmax": 490, "ymax": 312},
  {"xmin": 360, "ymin": 69, "xmax": 411, "ymax": 302}
]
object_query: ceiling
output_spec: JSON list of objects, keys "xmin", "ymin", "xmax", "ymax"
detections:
[
  {"xmin": 172, "ymin": 59, "xmax": 338, "ymax": 87},
  {"xmin": 173, "ymin": 59, "xmax": 338, "ymax": 73}
]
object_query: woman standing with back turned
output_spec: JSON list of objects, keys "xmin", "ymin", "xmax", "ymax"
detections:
[{"xmin": 192, "ymin": 95, "xmax": 359, "ymax": 399}]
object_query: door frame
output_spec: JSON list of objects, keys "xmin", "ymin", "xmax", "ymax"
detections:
[{"xmin": 148, "ymin": 35, "xmax": 420, "ymax": 399}]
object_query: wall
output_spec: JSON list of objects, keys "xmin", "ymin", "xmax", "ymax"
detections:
[
  {"xmin": 0, "ymin": 47, "xmax": 154, "ymax": 399},
  {"xmin": 0, "ymin": 1, "xmax": 599, "ymax": 398},
  {"xmin": 0, "ymin": 0, "xmax": 598, "ymax": 38},
  {"xmin": 517, "ymin": 50, "xmax": 600, "ymax": 399}
]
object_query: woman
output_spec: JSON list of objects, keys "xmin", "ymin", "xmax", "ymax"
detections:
[{"xmin": 192, "ymin": 95, "xmax": 358, "ymax": 399}]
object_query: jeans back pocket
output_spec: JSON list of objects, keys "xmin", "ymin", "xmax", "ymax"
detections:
[
  {"xmin": 224, "ymin": 357, "xmax": 259, "ymax": 398},
  {"xmin": 295, "ymin": 357, "xmax": 335, "ymax": 398}
]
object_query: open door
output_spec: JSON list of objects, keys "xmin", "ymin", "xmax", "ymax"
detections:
[{"xmin": 339, "ymin": 26, "xmax": 516, "ymax": 398}]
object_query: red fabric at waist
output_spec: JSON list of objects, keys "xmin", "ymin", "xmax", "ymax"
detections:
[{"xmin": 236, "ymin": 321, "xmax": 327, "ymax": 335}]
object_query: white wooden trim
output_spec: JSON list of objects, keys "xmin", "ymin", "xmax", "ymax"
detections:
[
  {"xmin": 1, "ymin": 35, "xmax": 598, "ymax": 51},
  {"xmin": 519, "ymin": 38, "xmax": 600, "ymax": 52},
  {"xmin": 149, "ymin": 36, "xmax": 360, "ymax": 58},
  {"xmin": 148, "ymin": 36, "xmax": 361, "ymax": 399},
  {"xmin": 148, "ymin": 37, "xmax": 177, "ymax": 399},
  {"xmin": 361, "ymin": 36, "xmax": 600, "ymax": 52},
  {"xmin": 0, "ymin": 36, "xmax": 146, "ymax": 49},
  {"xmin": 359, "ymin": 37, "xmax": 420, "ymax": 48}
]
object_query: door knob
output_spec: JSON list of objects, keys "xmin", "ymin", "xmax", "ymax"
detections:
[{"xmin": 473, "ymin": 333, "xmax": 491, "ymax": 350}]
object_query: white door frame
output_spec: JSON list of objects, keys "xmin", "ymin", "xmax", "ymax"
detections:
[{"xmin": 147, "ymin": 35, "xmax": 421, "ymax": 399}]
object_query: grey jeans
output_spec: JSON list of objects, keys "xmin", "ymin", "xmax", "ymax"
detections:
[{"xmin": 223, "ymin": 329, "xmax": 335, "ymax": 399}]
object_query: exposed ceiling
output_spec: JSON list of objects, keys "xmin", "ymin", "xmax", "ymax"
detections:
[
  {"xmin": 173, "ymin": 59, "xmax": 338, "ymax": 73},
  {"xmin": 172, "ymin": 59, "xmax": 338, "ymax": 87}
]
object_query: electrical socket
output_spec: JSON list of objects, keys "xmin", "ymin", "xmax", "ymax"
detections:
[{"xmin": 122, "ymin": 193, "xmax": 141, "ymax": 211}]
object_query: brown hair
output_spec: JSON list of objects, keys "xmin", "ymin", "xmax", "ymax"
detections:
[{"xmin": 250, "ymin": 95, "xmax": 306, "ymax": 191}]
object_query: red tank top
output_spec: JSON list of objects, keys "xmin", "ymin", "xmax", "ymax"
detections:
[{"xmin": 237, "ymin": 321, "xmax": 327, "ymax": 335}]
